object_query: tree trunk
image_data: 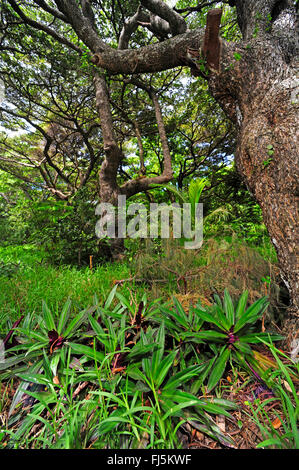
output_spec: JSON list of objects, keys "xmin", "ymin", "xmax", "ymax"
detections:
[
  {"xmin": 93, "ymin": 70, "xmax": 173, "ymax": 259},
  {"xmin": 207, "ymin": 11, "xmax": 298, "ymax": 346}
]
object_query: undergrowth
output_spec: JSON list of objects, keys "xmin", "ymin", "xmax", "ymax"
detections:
[
  {"xmin": 0, "ymin": 287, "xmax": 297, "ymax": 449},
  {"xmin": 133, "ymin": 237, "xmax": 286, "ymax": 327},
  {"xmin": 0, "ymin": 242, "xmax": 297, "ymax": 449}
]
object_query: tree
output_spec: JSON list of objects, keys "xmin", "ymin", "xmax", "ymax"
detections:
[
  {"xmin": 0, "ymin": 39, "xmax": 102, "ymax": 201},
  {"xmin": 0, "ymin": 0, "xmax": 298, "ymax": 342}
]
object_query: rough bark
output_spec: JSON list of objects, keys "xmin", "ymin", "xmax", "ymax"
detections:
[
  {"xmin": 94, "ymin": 71, "xmax": 122, "ymax": 206},
  {"xmin": 204, "ymin": 1, "xmax": 299, "ymax": 345}
]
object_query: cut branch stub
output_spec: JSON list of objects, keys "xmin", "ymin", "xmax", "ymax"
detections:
[{"xmin": 202, "ymin": 9, "xmax": 222, "ymax": 73}]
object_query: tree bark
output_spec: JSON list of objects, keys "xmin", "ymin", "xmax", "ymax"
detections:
[{"xmin": 205, "ymin": 1, "xmax": 299, "ymax": 345}]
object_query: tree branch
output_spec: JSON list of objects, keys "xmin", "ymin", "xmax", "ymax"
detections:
[
  {"xmin": 92, "ymin": 28, "xmax": 203, "ymax": 74},
  {"xmin": 53, "ymin": 0, "xmax": 108, "ymax": 52},
  {"xmin": 175, "ymin": 1, "xmax": 221, "ymax": 14},
  {"xmin": 118, "ymin": 5, "xmax": 145, "ymax": 50},
  {"xmin": 32, "ymin": 0, "xmax": 69, "ymax": 22},
  {"xmin": 140, "ymin": 0, "xmax": 187, "ymax": 35},
  {"xmin": 93, "ymin": 70, "xmax": 123, "ymax": 202},
  {"xmin": 80, "ymin": 0, "xmax": 97, "ymax": 31},
  {"xmin": 121, "ymin": 83, "xmax": 173, "ymax": 197}
]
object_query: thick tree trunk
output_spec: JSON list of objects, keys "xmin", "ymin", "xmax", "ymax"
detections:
[{"xmin": 207, "ymin": 30, "xmax": 298, "ymax": 346}]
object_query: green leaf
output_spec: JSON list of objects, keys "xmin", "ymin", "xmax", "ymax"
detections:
[
  {"xmin": 234, "ymin": 341, "xmax": 252, "ymax": 355},
  {"xmin": 57, "ymin": 298, "xmax": 71, "ymax": 335},
  {"xmin": 42, "ymin": 301, "xmax": 56, "ymax": 331},
  {"xmin": 11, "ymin": 402, "xmax": 49, "ymax": 441},
  {"xmin": 88, "ymin": 314, "xmax": 106, "ymax": 337},
  {"xmin": 42, "ymin": 349, "xmax": 52, "ymax": 380},
  {"xmin": 182, "ymin": 330, "xmax": 227, "ymax": 342},
  {"xmin": 140, "ymin": 329, "xmax": 152, "ymax": 380},
  {"xmin": 256, "ymin": 438, "xmax": 283, "ymax": 448},
  {"xmin": 17, "ymin": 373, "xmax": 51, "ymax": 386},
  {"xmin": 162, "ymin": 389, "xmax": 233, "ymax": 417},
  {"xmin": 50, "ymin": 353, "xmax": 60, "ymax": 377},
  {"xmin": 166, "ymin": 308, "xmax": 189, "ymax": 329},
  {"xmin": 151, "ymin": 322, "xmax": 165, "ymax": 375},
  {"xmin": 135, "ymin": 381, "xmax": 151, "ymax": 392},
  {"xmin": 126, "ymin": 366, "xmax": 148, "ymax": 384},
  {"xmin": 8, "ymin": 359, "xmax": 43, "ymax": 417},
  {"xmin": 240, "ymin": 332, "xmax": 284, "ymax": 344},
  {"xmin": 223, "ymin": 289, "xmax": 235, "ymax": 327},
  {"xmin": 68, "ymin": 342, "xmax": 104, "ymax": 363},
  {"xmin": 64, "ymin": 306, "xmax": 93, "ymax": 338},
  {"xmin": 188, "ymin": 178, "xmax": 207, "ymax": 217},
  {"xmin": 163, "ymin": 363, "xmax": 206, "ymax": 391},
  {"xmin": 162, "ymin": 400, "xmax": 200, "ymax": 420},
  {"xmin": 115, "ymin": 292, "xmax": 135, "ymax": 314},
  {"xmin": 154, "ymin": 350, "xmax": 177, "ymax": 388},
  {"xmin": 234, "ymin": 297, "xmax": 269, "ymax": 333},
  {"xmin": 172, "ymin": 297, "xmax": 189, "ymax": 325},
  {"xmin": 16, "ymin": 328, "xmax": 48, "ymax": 343},
  {"xmin": 127, "ymin": 342, "xmax": 158, "ymax": 360},
  {"xmin": 207, "ymin": 347, "xmax": 231, "ymax": 392},
  {"xmin": 235, "ymin": 290, "xmax": 248, "ymax": 322},
  {"xmin": 194, "ymin": 307, "xmax": 227, "ymax": 331},
  {"xmin": 87, "ymin": 314, "xmax": 110, "ymax": 350},
  {"xmin": 0, "ymin": 350, "xmax": 41, "ymax": 371},
  {"xmin": 214, "ymin": 305, "xmax": 230, "ymax": 331},
  {"xmin": 104, "ymin": 285, "xmax": 118, "ymax": 309}
]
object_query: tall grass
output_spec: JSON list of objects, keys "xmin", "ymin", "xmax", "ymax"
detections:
[{"xmin": 0, "ymin": 244, "xmax": 134, "ymax": 332}]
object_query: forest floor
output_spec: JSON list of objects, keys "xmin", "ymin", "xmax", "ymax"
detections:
[{"xmin": 0, "ymin": 242, "xmax": 298, "ymax": 450}]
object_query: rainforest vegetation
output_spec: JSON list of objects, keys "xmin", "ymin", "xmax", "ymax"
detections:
[{"xmin": 0, "ymin": 0, "xmax": 298, "ymax": 450}]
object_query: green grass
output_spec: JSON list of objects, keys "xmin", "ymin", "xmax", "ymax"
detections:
[
  {"xmin": 0, "ymin": 237, "xmax": 282, "ymax": 335},
  {"xmin": 0, "ymin": 244, "xmax": 136, "ymax": 333}
]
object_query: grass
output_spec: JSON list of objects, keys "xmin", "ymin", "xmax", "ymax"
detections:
[{"xmin": 0, "ymin": 244, "xmax": 135, "ymax": 333}]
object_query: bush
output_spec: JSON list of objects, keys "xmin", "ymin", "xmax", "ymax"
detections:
[{"xmin": 28, "ymin": 189, "xmax": 111, "ymax": 267}]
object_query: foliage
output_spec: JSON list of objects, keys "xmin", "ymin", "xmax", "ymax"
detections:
[
  {"xmin": 0, "ymin": 0, "xmax": 297, "ymax": 450},
  {"xmin": 0, "ymin": 288, "xmax": 238, "ymax": 448},
  {"xmin": 1, "ymin": 285, "xmax": 295, "ymax": 449},
  {"xmin": 180, "ymin": 289, "xmax": 283, "ymax": 391},
  {"xmin": 27, "ymin": 188, "xmax": 109, "ymax": 266},
  {"xmin": 244, "ymin": 339, "xmax": 299, "ymax": 449},
  {"xmin": 0, "ymin": 244, "xmax": 132, "ymax": 333},
  {"xmin": 0, "ymin": 259, "xmax": 22, "ymax": 278}
]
